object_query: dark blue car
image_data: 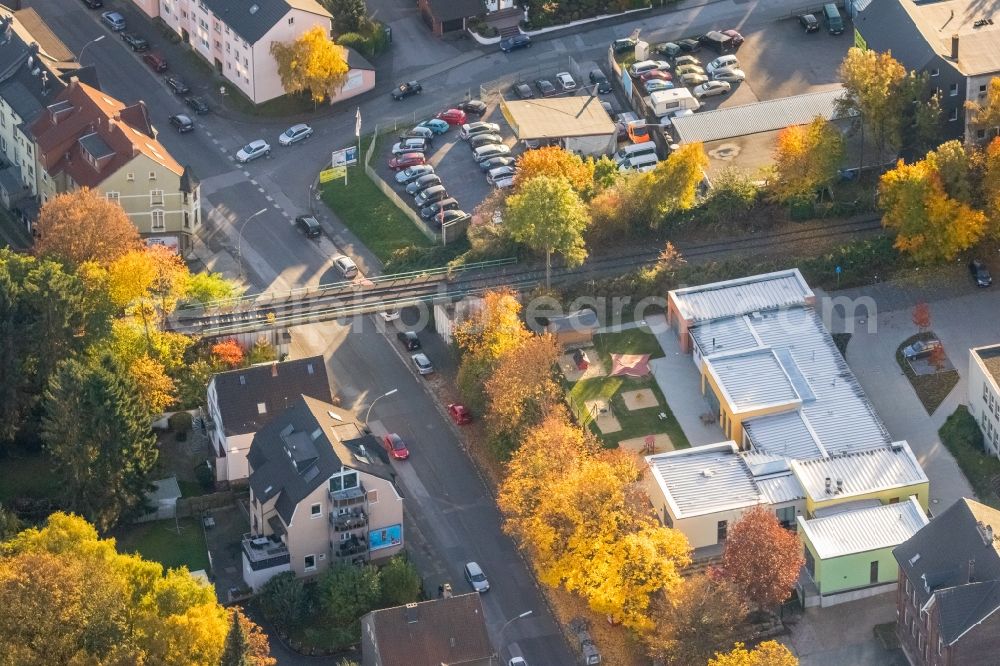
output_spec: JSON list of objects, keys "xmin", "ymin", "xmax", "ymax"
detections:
[{"xmin": 500, "ymin": 34, "xmax": 532, "ymax": 53}]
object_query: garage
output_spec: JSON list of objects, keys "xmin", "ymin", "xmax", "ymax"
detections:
[{"xmin": 500, "ymin": 96, "xmax": 617, "ymax": 157}]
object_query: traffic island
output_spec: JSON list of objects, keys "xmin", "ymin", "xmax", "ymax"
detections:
[{"xmin": 895, "ymin": 332, "xmax": 960, "ymax": 415}]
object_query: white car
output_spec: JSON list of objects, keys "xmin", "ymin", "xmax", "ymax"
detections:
[
  {"xmin": 379, "ymin": 309, "xmax": 401, "ymax": 322},
  {"xmin": 460, "ymin": 121, "xmax": 501, "ymax": 140},
  {"xmin": 278, "ymin": 123, "xmax": 313, "ymax": 145},
  {"xmin": 706, "ymin": 55, "xmax": 740, "ymax": 75},
  {"xmin": 556, "ymin": 71, "xmax": 576, "ymax": 90},
  {"xmin": 235, "ymin": 139, "xmax": 270, "ymax": 163},
  {"xmin": 712, "ymin": 67, "xmax": 746, "ymax": 83},
  {"xmin": 659, "ymin": 108, "xmax": 695, "ymax": 127},
  {"xmin": 493, "ymin": 176, "xmax": 515, "ymax": 189},
  {"xmin": 395, "ymin": 164, "xmax": 434, "ymax": 184},
  {"xmin": 333, "ymin": 255, "xmax": 358, "ymax": 279},
  {"xmin": 509, "ymin": 659, "xmax": 528, "ymax": 666},
  {"xmin": 674, "ymin": 55, "xmax": 701, "ymax": 67},
  {"xmin": 464, "ymin": 561, "xmax": 490, "ymax": 592},
  {"xmin": 412, "ymin": 353, "xmax": 434, "ymax": 375},
  {"xmin": 693, "ymin": 80, "xmax": 732, "ymax": 99},
  {"xmin": 487, "ymin": 165, "xmax": 516, "ymax": 184}
]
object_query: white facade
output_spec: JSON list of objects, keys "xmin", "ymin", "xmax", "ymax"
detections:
[
  {"xmin": 0, "ymin": 95, "xmax": 38, "ymax": 196},
  {"xmin": 969, "ymin": 345, "xmax": 1000, "ymax": 457},
  {"xmin": 206, "ymin": 378, "xmax": 256, "ymax": 483}
]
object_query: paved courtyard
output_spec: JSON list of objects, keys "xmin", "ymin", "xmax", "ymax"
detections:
[{"xmin": 784, "ymin": 594, "xmax": 905, "ymax": 666}]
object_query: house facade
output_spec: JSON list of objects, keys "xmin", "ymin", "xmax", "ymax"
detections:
[
  {"xmin": 135, "ymin": 0, "xmax": 332, "ymax": 105},
  {"xmin": 30, "ymin": 80, "xmax": 199, "ymax": 252},
  {"xmin": 205, "ymin": 356, "xmax": 333, "ymax": 484},
  {"xmin": 893, "ymin": 498, "xmax": 1000, "ymax": 666},
  {"xmin": 242, "ymin": 395, "xmax": 404, "ymax": 591},
  {"xmin": 968, "ymin": 344, "xmax": 1000, "ymax": 457}
]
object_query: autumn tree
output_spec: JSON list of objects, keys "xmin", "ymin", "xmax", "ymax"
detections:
[
  {"xmin": 212, "ymin": 339, "xmax": 246, "ymax": 368},
  {"xmin": 270, "ymin": 26, "xmax": 350, "ymax": 103},
  {"xmin": 912, "ymin": 300, "xmax": 931, "ymax": 333},
  {"xmin": 514, "ymin": 146, "xmax": 596, "ymax": 195},
  {"xmin": 721, "ymin": 506, "xmax": 804, "ymax": 612},
  {"xmin": 505, "ymin": 175, "xmax": 591, "ymax": 288},
  {"xmin": 708, "ymin": 641, "xmax": 798, "ymax": 666},
  {"xmin": 925, "ymin": 140, "xmax": 972, "ymax": 203},
  {"xmin": 966, "ymin": 76, "xmax": 1000, "ymax": 140},
  {"xmin": 770, "ymin": 116, "xmax": 845, "ymax": 205},
  {"xmin": 879, "ymin": 158, "xmax": 986, "ymax": 263},
  {"xmin": 837, "ymin": 48, "xmax": 908, "ymax": 159},
  {"xmin": 484, "ymin": 333, "xmax": 561, "ymax": 451},
  {"xmin": 42, "ymin": 354, "xmax": 158, "ymax": 530},
  {"xmin": 644, "ymin": 574, "xmax": 749, "ymax": 666},
  {"xmin": 899, "ymin": 71, "xmax": 942, "ymax": 156},
  {"xmin": 34, "ymin": 188, "xmax": 141, "ymax": 267},
  {"xmin": 186, "ymin": 270, "xmax": 241, "ymax": 304},
  {"xmin": 702, "ymin": 167, "xmax": 759, "ymax": 225},
  {"xmin": 221, "ymin": 607, "xmax": 275, "ymax": 666},
  {"xmin": 647, "ymin": 142, "xmax": 709, "ymax": 218},
  {"xmin": 592, "ymin": 155, "xmax": 619, "ymax": 189},
  {"xmin": 982, "ymin": 137, "xmax": 1000, "ymax": 236},
  {"xmin": 129, "ymin": 354, "xmax": 178, "ymax": 415}
]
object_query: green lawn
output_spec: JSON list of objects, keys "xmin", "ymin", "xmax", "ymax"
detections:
[
  {"xmin": 116, "ymin": 517, "xmax": 210, "ymax": 572},
  {"xmin": 895, "ymin": 332, "xmax": 960, "ymax": 415},
  {"xmin": 939, "ymin": 405, "xmax": 1000, "ymax": 509},
  {"xmin": 0, "ymin": 453, "xmax": 59, "ymax": 503},
  {"xmin": 565, "ymin": 327, "xmax": 689, "ymax": 450}
]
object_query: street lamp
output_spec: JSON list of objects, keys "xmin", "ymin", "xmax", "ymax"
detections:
[
  {"xmin": 236, "ymin": 208, "xmax": 268, "ymax": 281},
  {"xmin": 78, "ymin": 35, "xmax": 105, "ymax": 64},
  {"xmin": 365, "ymin": 388, "xmax": 398, "ymax": 425},
  {"xmin": 496, "ymin": 610, "xmax": 533, "ymax": 661}
]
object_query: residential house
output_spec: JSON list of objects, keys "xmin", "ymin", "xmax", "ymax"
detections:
[
  {"xmin": 797, "ymin": 496, "xmax": 928, "ymax": 607},
  {"xmin": 893, "ymin": 497, "xmax": 1000, "ymax": 666},
  {"xmin": 205, "ymin": 356, "xmax": 332, "ymax": 485},
  {"xmin": 967, "ymin": 344, "xmax": 1000, "ymax": 457},
  {"xmin": 242, "ymin": 395, "xmax": 404, "ymax": 591},
  {"xmin": 854, "ymin": 0, "xmax": 1000, "ymax": 143},
  {"xmin": 137, "ymin": 0, "xmax": 334, "ymax": 105},
  {"xmin": 360, "ymin": 593, "xmax": 493, "ymax": 666},
  {"xmin": 30, "ymin": 79, "xmax": 200, "ymax": 252},
  {"xmin": 418, "ymin": 0, "xmax": 485, "ymax": 36}
]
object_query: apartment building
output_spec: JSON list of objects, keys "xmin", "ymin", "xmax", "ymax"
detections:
[{"xmin": 968, "ymin": 344, "xmax": 1000, "ymax": 457}]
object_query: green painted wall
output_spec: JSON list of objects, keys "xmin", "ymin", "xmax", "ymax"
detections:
[{"xmin": 804, "ymin": 540, "xmax": 900, "ymax": 595}]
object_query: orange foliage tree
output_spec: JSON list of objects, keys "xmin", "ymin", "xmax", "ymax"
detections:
[
  {"xmin": 483, "ymin": 333, "xmax": 561, "ymax": 445},
  {"xmin": 770, "ymin": 116, "xmax": 844, "ymax": 205},
  {"xmin": 211, "ymin": 339, "xmax": 245, "ymax": 368},
  {"xmin": 720, "ymin": 506, "xmax": 804, "ymax": 611},
  {"xmin": 911, "ymin": 300, "xmax": 931, "ymax": 332},
  {"xmin": 708, "ymin": 641, "xmax": 798, "ymax": 666},
  {"xmin": 514, "ymin": 146, "xmax": 595, "ymax": 195},
  {"xmin": 34, "ymin": 188, "xmax": 141, "ymax": 267}
]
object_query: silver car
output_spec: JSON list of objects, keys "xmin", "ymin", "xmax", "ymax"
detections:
[
  {"xmin": 693, "ymin": 80, "xmax": 732, "ymax": 98},
  {"xmin": 395, "ymin": 164, "xmax": 434, "ymax": 184},
  {"xmin": 236, "ymin": 139, "xmax": 270, "ymax": 163},
  {"xmin": 278, "ymin": 123, "xmax": 313, "ymax": 145},
  {"xmin": 464, "ymin": 561, "xmax": 490, "ymax": 592},
  {"xmin": 412, "ymin": 353, "xmax": 434, "ymax": 375},
  {"xmin": 712, "ymin": 67, "xmax": 746, "ymax": 83}
]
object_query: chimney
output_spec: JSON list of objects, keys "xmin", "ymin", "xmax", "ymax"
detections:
[
  {"xmin": 405, "ymin": 603, "xmax": 418, "ymax": 624},
  {"xmin": 989, "ymin": 525, "xmax": 995, "ymax": 543},
  {"xmin": 271, "ymin": 361, "xmax": 278, "ymax": 378},
  {"xmin": 836, "ymin": 479, "xmax": 844, "ymax": 494},
  {"xmin": 825, "ymin": 477, "xmax": 832, "ymax": 494},
  {"xmin": 969, "ymin": 558, "xmax": 976, "ymax": 583},
  {"xmin": 952, "ymin": 34, "xmax": 960, "ymax": 59}
]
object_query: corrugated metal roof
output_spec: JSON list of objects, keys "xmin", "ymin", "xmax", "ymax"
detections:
[
  {"xmin": 756, "ymin": 473, "xmax": 804, "ymax": 505},
  {"xmin": 744, "ymin": 410, "xmax": 825, "ymax": 460},
  {"xmin": 646, "ymin": 442, "xmax": 763, "ymax": 518},
  {"xmin": 672, "ymin": 88, "xmax": 846, "ymax": 144},
  {"xmin": 706, "ymin": 349, "xmax": 799, "ymax": 411},
  {"xmin": 691, "ymin": 316, "xmax": 758, "ymax": 355},
  {"xmin": 670, "ymin": 268, "xmax": 813, "ymax": 323},
  {"xmin": 791, "ymin": 444, "xmax": 928, "ymax": 503},
  {"xmin": 798, "ymin": 497, "xmax": 928, "ymax": 559}
]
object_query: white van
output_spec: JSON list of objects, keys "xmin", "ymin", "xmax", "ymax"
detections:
[
  {"xmin": 649, "ymin": 88, "xmax": 701, "ymax": 116},
  {"xmin": 618, "ymin": 153, "xmax": 660, "ymax": 172},
  {"xmin": 615, "ymin": 141, "xmax": 657, "ymax": 165}
]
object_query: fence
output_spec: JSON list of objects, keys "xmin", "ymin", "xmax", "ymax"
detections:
[{"xmin": 177, "ymin": 490, "xmax": 239, "ymax": 518}]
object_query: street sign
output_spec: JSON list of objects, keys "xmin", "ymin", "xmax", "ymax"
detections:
[
  {"xmin": 835, "ymin": 265, "xmax": 842, "ymax": 274},
  {"xmin": 331, "ymin": 146, "xmax": 358, "ymax": 167},
  {"xmin": 320, "ymin": 166, "xmax": 345, "ymax": 182}
]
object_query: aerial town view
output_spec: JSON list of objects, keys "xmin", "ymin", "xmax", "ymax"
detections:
[{"xmin": 3, "ymin": 0, "xmax": 1000, "ymax": 663}]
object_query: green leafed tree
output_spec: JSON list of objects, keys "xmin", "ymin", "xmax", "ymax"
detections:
[
  {"xmin": 41, "ymin": 354, "xmax": 158, "ymax": 531},
  {"xmin": 221, "ymin": 609, "xmax": 252, "ymax": 666},
  {"xmin": 379, "ymin": 555, "xmax": 422, "ymax": 607},
  {"xmin": 185, "ymin": 271, "xmax": 241, "ymax": 305},
  {"xmin": 504, "ymin": 175, "xmax": 591, "ymax": 288},
  {"xmin": 258, "ymin": 572, "xmax": 309, "ymax": 632},
  {"xmin": 325, "ymin": 0, "xmax": 368, "ymax": 35},
  {"xmin": 318, "ymin": 563, "xmax": 382, "ymax": 628}
]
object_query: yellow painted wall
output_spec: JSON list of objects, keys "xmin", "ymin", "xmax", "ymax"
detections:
[{"xmin": 700, "ymin": 363, "xmax": 796, "ymax": 443}]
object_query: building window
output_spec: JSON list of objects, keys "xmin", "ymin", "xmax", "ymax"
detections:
[
  {"xmin": 329, "ymin": 471, "xmax": 359, "ymax": 492},
  {"xmin": 905, "ymin": 579, "xmax": 911, "ymax": 595},
  {"xmin": 184, "ymin": 211, "xmax": 190, "ymax": 229},
  {"xmin": 149, "ymin": 171, "xmax": 157, "ymax": 181},
  {"xmin": 310, "ymin": 503, "xmax": 322, "ymax": 517},
  {"xmin": 151, "ymin": 210, "xmax": 165, "ymax": 231},
  {"xmin": 339, "ymin": 532, "xmax": 351, "ymax": 542},
  {"xmin": 889, "ymin": 497, "xmax": 900, "ymax": 504},
  {"xmin": 127, "ymin": 172, "xmax": 135, "ymax": 181},
  {"xmin": 939, "ymin": 638, "xmax": 943, "ymax": 655},
  {"xmin": 367, "ymin": 490, "xmax": 378, "ymax": 503},
  {"xmin": 288, "ymin": 16, "xmax": 294, "ymax": 24},
  {"xmin": 980, "ymin": 129, "xmax": 988, "ymax": 140},
  {"xmin": 930, "ymin": 68, "xmax": 940, "ymax": 77},
  {"xmin": 226, "ymin": 42, "xmax": 230, "ymax": 53},
  {"xmin": 950, "ymin": 83, "xmax": 959, "ymax": 97},
  {"xmin": 775, "ymin": 506, "xmax": 796, "ymax": 529},
  {"xmin": 150, "ymin": 189, "xmax": 164, "ymax": 205},
  {"xmin": 717, "ymin": 520, "xmax": 728, "ymax": 542},
  {"xmin": 982, "ymin": 84, "xmax": 989, "ymax": 93},
  {"xmin": 949, "ymin": 108, "xmax": 959, "ymax": 122},
  {"xmin": 870, "ymin": 560, "xmax": 879, "ymax": 584},
  {"xmin": 215, "ymin": 40, "xmax": 221, "ymax": 49},
  {"xmin": 304, "ymin": 554, "xmax": 316, "ymax": 571},
  {"xmin": 106, "ymin": 191, "xmax": 120, "ymax": 203}
]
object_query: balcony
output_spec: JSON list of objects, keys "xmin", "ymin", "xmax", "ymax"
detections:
[
  {"xmin": 334, "ymin": 534, "xmax": 368, "ymax": 558},
  {"xmin": 330, "ymin": 509, "xmax": 368, "ymax": 532},
  {"xmin": 242, "ymin": 534, "xmax": 290, "ymax": 571},
  {"xmin": 330, "ymin": 482, "xmax": 366, "ymax": 507}
]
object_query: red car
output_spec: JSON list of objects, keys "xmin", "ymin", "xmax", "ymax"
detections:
[
  {"xmin": 436, "ymin": 108, "xmax": 468, "ymax": 126},
  {"xmin": 722, "ymin": 29, "xmax": 744, "ymax": 48},
  {"xmin": 640, "ymin": 70, "xmax": 673, "ymax": 82},
  {"xmin": 382, "ymin": 433, "xmax": 410, "ymax": 460},
  {"xmin": 448, "ymin": 403, "xmax": 472, "ymax": 425},
  {"xmin": 142, "ymin": 52, "xmax": 168, "ymax": 73},
  {"xmin": 388, "ymin": 152, "xmax": 426, "ymax": 170}
]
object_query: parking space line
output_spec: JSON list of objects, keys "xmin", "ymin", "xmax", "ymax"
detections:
[
  {"xmin": 249, "ymin": 179, "xmax": 258, "ymax": 185},
  {"xmin": 265, "ymin": 195, "xmax": 274, "ymax": 202},
  {"xmin": 258, "ymin": 187, "xmax": 266, "ymax": 193}
]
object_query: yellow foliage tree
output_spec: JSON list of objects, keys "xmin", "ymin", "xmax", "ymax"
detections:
[
  {"xmin": 128, "ymin": 354, "xmax": 177, "ymax": 414},
  {"xmin": 270, "ymin": 26, "xmax": 350, "ymax": 103},
  {"xmin": 514, "ymin": 146, "xmax": 596, "ymax": 194},
  {"xmin": 34, "ymin": 188, "xmax": 142, "ymax": 267},
  {"xmin": 966, "ymin": 76, "xmax": 1000, "ymax": 138},
  {"xmin": 770, "ymin": 116, "xmax": 844, "ymax": 204},
  {"xmin": 708, "ymin": 641, "xmax": 798, "ymax": 666},
  {"xmin": 837, "ymin": 48, "xmax": 908, "ymax": 156},
  {"xmin": 648, "ymin": 142, "xmax": 709, "ymax": 217},
  {"xmin": 483, "ymin": 333, "xmax": 560, "ymax": 443},
  {"xmin": 453, "ymin": 288, "xmax": 530, "ymax": 362},
  {"xmin": 982, "ymin": 137, "xmax": 1000, "ymax": 236}
]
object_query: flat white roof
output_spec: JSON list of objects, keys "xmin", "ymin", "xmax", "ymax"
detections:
[
  {"xmin": 669, "ymin": 268, "xmax": 813, "ymax": 323},
  {"xmin": 705, "ymin": 348, "xmax": 800, "ymax": 412},
  {"xmin": 502, "ymin": 97, "xmax": 616, "ymax": 140},
  {"xmin": 791, "ymin": 443, "xmax": 928, "ymax": 503},
  {"xmin": 798, "ymin": 496, "xmax": 928, "ymax": 559}
]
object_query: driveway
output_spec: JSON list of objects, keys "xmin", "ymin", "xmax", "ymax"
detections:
[{"xmin": 783, "ymin": 594, "xmax": 905, "ymax": 666}]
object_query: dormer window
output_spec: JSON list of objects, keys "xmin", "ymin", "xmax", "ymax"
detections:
[{"xmin": 257, "ymin": 402, "xmax": 266, "ymax": 414}]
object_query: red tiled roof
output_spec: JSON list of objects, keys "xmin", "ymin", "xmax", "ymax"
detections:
[{"xmin": 31, "ymin": 80, "xmax": 183, "ymax": 188}]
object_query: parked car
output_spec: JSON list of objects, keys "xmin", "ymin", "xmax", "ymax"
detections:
[
  {"xmin": 654, "ymin": 41, "xmax": 681, "ymax": 57},
  {"xmin": 970, "ymin": 259, "xmax": 993, "ymax": 287},
  {"xmin": 722, "ymin": 29, "xmax": 744, "ymax": 48},
  {"xmin": 644, "ymin": 80, "xmax": 674, "ymax": 93},
  {"xmin": 448, "ymin": 403, "xmax": 473, "ymax": 425},
  {"xmin": 121, "ymin": 32, "xmax": 148, "ymax": 52},
  {"xmin": 675, "ymin": 64, "xmax": 706, "ymax": 76},
  {"xmin": 460, "ymin": 122, "xmax": 501, "ymax": 140},
  {"xmin": 388, "ymin": 152, "xmax": 425, "ymax": 171},
  {"xmin": 500, "ymin": 34, "xmax": 531, "ymax": 52},
  {"xmin": 101, "ymin": 10, "xmax": 125, "ymax": 31},
  {"xmin": 612, "ymin": 37, "xmax": 637, "ymax": 53},
  {"xmin": 680, "ymin": 73, "xmax": 709, "ymax": 86},
  {"xmin": 800, "ymin": 13, "xmax": 820, "ymax": 32},
  {"xmin": 693, "ymin": 80, "xmax": 731, "ymax": 98},
  {"xmin": 556, "ymin": 71, "xmax": 577, "ymax": 91},
  {"xmin": 403, "ymin": 125, "xmax": 435, "ymax": 141},
  {"xmin": 333, "ymin": 255, "xmax": 358, "ymax": 279},
  {"xmin": 479, "ymin": 155, "xmax": 516, "ymax": 171},
  {"xmin": 295, "ymin": 215, "xmax": 321, "ymax": 238},
  {"xmin": 487, "ymin": 165, "xmax": 516, "ymax": 184},
  {"xmin": 420, "ymin": 197, "xmax": 459, "ymax": 219},
  {"xmin": 677, "ymin": 38, "xmax": 701, "ymax": 52},
  {"xmin": 659, "ymin": 108, "xmax": 695, "ymax": 127},
  {"xmin": 589, "ymin": 69, "xmax": 611, "ymax": 94},
  {"xmin": 235, "ymin": 139, "xmax": 270, "ymax": 163},
  {"xmin": 279, "ymin": 123, "xmax": 313, "ymax": 145},
  {"xmin": 382, "ymin": 433, "xmax": 410, "ymax": 460},
  {"xmin": 457, "ymin": 99, "xmax": 487, "ymax": 115},
  {"xmin": 418, "ymin": 118, "xmax": 450, "ymax": 134},
  {"xmin": 628, "ymin": 60, "xmax": 670, "ymax": 77},
  {"xmin": 405, "ymin": 174, "xmax": 443, "ymax": 195},
  {"xmin": 411, "ymin": 352, "xmax": 434, "ymax": 375},
  {"xmin": 675, "ymin": 55, "xmax": 702, "ymax": 67},
  {"xmin": 164, "ymin": 76, "xmax": 190, "ymax": 94},
  {"xmin": 473, "ymin": 145, "xmax": 511, "ymax": 163},
  {"xmin": 513, "ymin": 82, "xmax": 533, "ymax": 99},
  {"xmin": 699, "ymin": 30, "xmax": 735, "ymax": 53},
  {"xmin": 429, "ymin": 209, "xmax": 471, "ymax": 229},
  {"xmin": 395, "ymin": 164, "xmax": 434, "ymax": 184},
  {"xmin": 640, "ymin": 70, "xmax": 673, "ymax": 82},
  {"xmin": 509, "ymin": 658, "xmax": 527, "ymax": 666},
  {"xmin": 712, "ymin": 67, "xmax": 746, "ymax": 83},
  {"xmin": 142, "ymin": 52, "xmax": 168, "ymax": 73},
  {"xmin": 627, "ymin": 121, "xmax": 650, "ymax": 144},
  {"xmin": 903, "ymin": 338, "xmax": 943, "ymax": 359},
  {"xmin": 392, "ymin": 81, "xmax": 422, "ymax": 100},
  {"xmin": 414, "ymin": 185, "xmax": 448, "ymax": 207},
  {"xmin": 168, "ymin": 114, "xmax": 194, "ymax": 133},
  {"xmin": 81, "ymin": 0, "xmax": 103, "ymax": 8},
  {"xmin": 185, "ymin": 95, "xmax": 210, "ymax": 114},
  {"xmin": 397, "ymin": 331, "xmax": 421, "ymax": 350},
  {"xmin": 535, "ymin": 79, "xmax": 557, "ymax": 97},
  {"xmin": 391, "ymin": 137, "xmax": 428, "ymax": 155},
  {"xmin": 706, "ymin": 55, "xmax": 740, "ymax": 74},
  {"xmin": 436, "ymin": 108, "xmax": 467, "ymax": 125},
  {"xmin": 379, "ymin": 309, "xmax": 401, "ymax": 322},
  {"xmin": 493, "ymin": 176, "xmax": 514, "ymax": 189},
  {"xmin": 464, "ymin": 561, "xmax": 490, "ymax": 592},
  {"xmin": 468, "ymin": 133, "xmax": 503, "ymax": 149}
]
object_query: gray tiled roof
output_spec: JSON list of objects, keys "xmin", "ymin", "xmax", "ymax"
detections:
[
  {"xmin": 202, "ymin": 0, "xmax": 330, "ymax": 44},
  {"xmin": 936, "ymin": 581, "xmax": 1000, "ymax": 644},
  {"xmin": 425, "ymin": 0, "xmax": 485, "ymax": 22},
  {"xmin": 855, "ymin": 0, "xmax": 938, "ymax": 72}
]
